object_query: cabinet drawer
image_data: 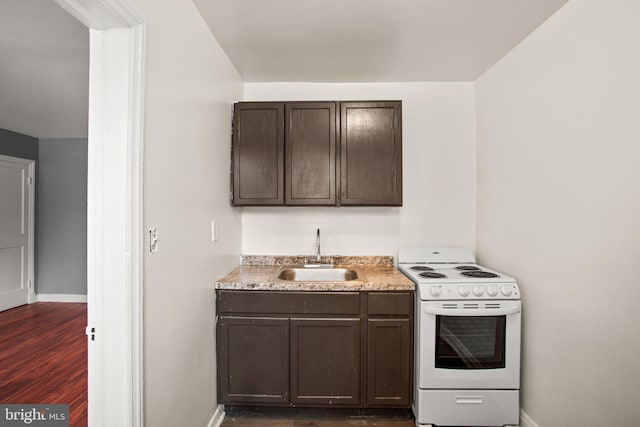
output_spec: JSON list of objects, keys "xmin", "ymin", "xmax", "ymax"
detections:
[
  {"xmin": 217, "ymin": 291, "xmax": 360, "ymax": 315},
  {"xmin": 367, "ymin": 292, "xmax": 413, "ymax": 316}
]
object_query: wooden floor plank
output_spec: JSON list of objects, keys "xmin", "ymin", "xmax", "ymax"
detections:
[{"xmin": 0, "ymin": 302, "xmax": 87, "ymax": 427}]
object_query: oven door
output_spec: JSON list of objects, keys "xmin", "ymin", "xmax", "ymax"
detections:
[{"xmin": 418, "ymin": 300, "xmax": 521, "ymax": 390}]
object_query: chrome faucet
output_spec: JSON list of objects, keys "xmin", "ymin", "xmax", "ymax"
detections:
[
  {"xmin": 315, "ymin": 228, "xmax": 321, "ymax": 263},
  {"xmin": 305, "ymin": 229, "xmax": 333, "ymax": 268}
]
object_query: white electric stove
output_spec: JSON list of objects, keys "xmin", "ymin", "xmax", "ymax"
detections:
[{"xmin": 398, "ymin": 248, "xmax": 521, "ymax": 427}]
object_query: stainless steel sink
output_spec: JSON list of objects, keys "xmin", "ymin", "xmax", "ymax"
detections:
[{"xmin": 273, "ymin": 265, "xmax": 364, "ymax": 282}]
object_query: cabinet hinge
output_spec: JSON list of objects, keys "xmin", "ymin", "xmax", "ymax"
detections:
[
  {"xmin": 230, "ymin": 105, "xmax": 235, "ymax": 136},
  {"xmin": 85, "ymin": 326, "xmax": 96, "ymax": 341},
  {"xmin": 28, "ymin": 177, "xmax": 33, "ymax": 185}
]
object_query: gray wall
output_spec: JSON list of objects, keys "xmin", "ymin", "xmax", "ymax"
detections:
[{"xmin": 37, "ymin": 138, "xmax": 87, "ymax": 295}]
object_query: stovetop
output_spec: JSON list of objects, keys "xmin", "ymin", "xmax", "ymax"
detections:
[{"xmin": 397, "ymin": 248, "xmax": 520, "ymax": 301}]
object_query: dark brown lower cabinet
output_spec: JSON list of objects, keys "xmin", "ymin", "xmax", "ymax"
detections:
[
  {"xmin": 216, "ymin": 290, "xmax": 413, "ymax": 409},
  {"xmin": 290, "ymin": 318, "xmax": 360, "ymax": 406},
  {"xmin": 217, "ymin": 316, "xmax": 289, "ymax": 404},
  {"xmin": 367, "ymin": 318, "xmax": 412, "ymax": 406}
]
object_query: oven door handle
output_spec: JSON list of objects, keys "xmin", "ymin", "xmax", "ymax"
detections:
[{"xmin": 423, "ymin": 305, "xmax": 520, "ymax": 316}]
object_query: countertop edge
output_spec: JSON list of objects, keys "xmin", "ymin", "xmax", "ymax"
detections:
[{"xmin": 214, "ymin": 265, "xmax": 415, "ymax": 292}]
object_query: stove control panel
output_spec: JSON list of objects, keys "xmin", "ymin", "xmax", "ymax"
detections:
[{"xmin": 418, "ymin": 283, "xmax": 520, "ymax": 300}]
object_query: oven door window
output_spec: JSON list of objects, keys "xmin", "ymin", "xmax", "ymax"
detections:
[{"xmin": 435, "ymin": 315, "xmax": 506, "ymax": 369}]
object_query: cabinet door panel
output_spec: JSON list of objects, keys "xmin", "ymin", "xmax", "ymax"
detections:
[
  {"xmin": 340, "ymin": 102, "xmax": 402, "ymax": 206},
  {"xmin": 290, "ymin": 318, "xmax": 361, "ymax": 406},
  {"xmin": 285, "ymin": 102, "xmax": 336, "ymax": 205},
  {"xmin": 367, "ymin": 318, "xmax": 412, "ymax": 406},
  {"xmin": 232, "ymin": 103, "xmax": 284, "ymax": 205},
  {"xmin": 218, "ymin": 316, "xmax": 289, "ymax": 404}
]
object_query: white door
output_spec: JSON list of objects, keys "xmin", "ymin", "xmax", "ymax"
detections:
[{"xmin": 0, "ymin": 155, "xmax": 34, "ymax": 312}]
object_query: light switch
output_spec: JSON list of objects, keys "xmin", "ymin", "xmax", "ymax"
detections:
[{"xmin": 211, "ymin": 220, "xmax": 218, "ymax": 242}]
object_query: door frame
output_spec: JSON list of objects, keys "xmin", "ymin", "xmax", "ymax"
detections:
[
  {"xmin": 52, "ymin": 1, "xmax": 145, "ymax": 426},
  {"xmin": 0, "ymin": 154, "xmax": 36, "ymax": 308}
]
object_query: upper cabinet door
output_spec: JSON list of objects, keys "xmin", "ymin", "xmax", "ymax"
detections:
[
  {"xmin": 232, "ymin": 103, "xmax": 284, "ymax": 205},
  {"xmin": 285, "ymin": 102, "xmax": 337, "ymax": 206},
  {"xmin": 340, "ymin": 102, "xmax": 402, "ymax": 206}
]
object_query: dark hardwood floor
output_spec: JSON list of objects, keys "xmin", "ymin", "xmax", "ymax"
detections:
[
  {"xmin": 221, "ymin": 408, "xmax": 415, "ymax": 427},
  {"xmin": 0, "ymin": 302, "xmax": 87, "ymax": 427},
  {"xmin": 221, "ymin": 415, "xmax": 415, "ymax": 427}
]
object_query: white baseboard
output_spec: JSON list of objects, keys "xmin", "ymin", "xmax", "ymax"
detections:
[
  {"xmin": 205, "ymin": 404, "xmax": 225, "ymax": 427},
  {"xmin": 520, "ymin": 409, "xmax": 540, "ymax": 427},
  {"xmin": 36, "ymin": 294, "xmax": 88, "ymax": 303}
]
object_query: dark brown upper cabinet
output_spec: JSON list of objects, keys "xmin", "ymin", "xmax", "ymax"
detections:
[
  {"xmin": 231, "ymin": 100, "xmax": 401, "ymax": 206},
  {"xmin": 232, "ymin": 102, "xmax": 284, "ymax": 205},
  {"xmin": 285, "ymin": 102, "xmax": 337, "ymax": 206},
  {"xmin": 340, "ymin": 102, "xmax": 402, "ymax": 206}
]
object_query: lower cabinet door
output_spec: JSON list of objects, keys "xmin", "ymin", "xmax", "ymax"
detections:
[
  {"xmin": 290, "ymin": 318, "xmax": 361, "ymax": 406},
  {"xmin": 367, "ymin": 318, "xmax": 412, "ymax": 406},
  {"xmin": 217, "ymin": 316, "xmax": 289, "ymax": 404}
]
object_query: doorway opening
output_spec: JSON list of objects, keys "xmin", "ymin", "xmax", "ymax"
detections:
[{"xmin": 52, "ymin": 1, "xmax": 146, "ymax": 426}]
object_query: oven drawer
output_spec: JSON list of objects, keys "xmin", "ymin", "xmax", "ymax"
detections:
[{"xmin": 417, "ymin": 389, "xmax": 519, "ymax": 426}]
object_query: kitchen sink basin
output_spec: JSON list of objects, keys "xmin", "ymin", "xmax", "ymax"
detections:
[{"xmin": 274, "ymin": 266, "xmax": 364, "ymax": 282}]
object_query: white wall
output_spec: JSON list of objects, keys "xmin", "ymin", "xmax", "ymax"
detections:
[
  {"xmin": 475, "ymin": 1, "xmax": 640, "ymax": 426},
  {"xmin": 130, "ymin": 0, "xmax": 243, "ymax": 425},
  {"xmin": 242, "ymin": 83, "xmax": 477, "ymax": 259}
]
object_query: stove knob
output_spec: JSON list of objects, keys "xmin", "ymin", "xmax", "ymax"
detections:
[
  {"xmin": 429, "ymin": 285, "xmax": 442, "ymax": 297},
  {"xmin": 486, "ymin": 285, "xmax": 499, "ymax": 297},
  {"xmin": 458, "ymin": 286, "xmax": 470, "ymax": 297},
  {"xmin": 500, "ymin": 285, "xmax": 513, "ymax": 297},
  {"xmin": 472, "ymin": 285, "xmax": 485, "ymax": 297}
]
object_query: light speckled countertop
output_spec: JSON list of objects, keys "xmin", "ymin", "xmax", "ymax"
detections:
[{"xmin": 215, "ymin": 255, "xmax": 414, "ymax": 292}]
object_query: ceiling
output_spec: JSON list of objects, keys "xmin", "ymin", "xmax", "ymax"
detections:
[
  {"xmin": 194, "ymin": 0, "xmax": 569, "ymax": 82},
  {"xmin": 0, "ymin": 0, "xmax": 88, "ymax": 139},
  {"xmin": 0, "ymin": 0, "xmax": 569, "ymax": 139}
]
